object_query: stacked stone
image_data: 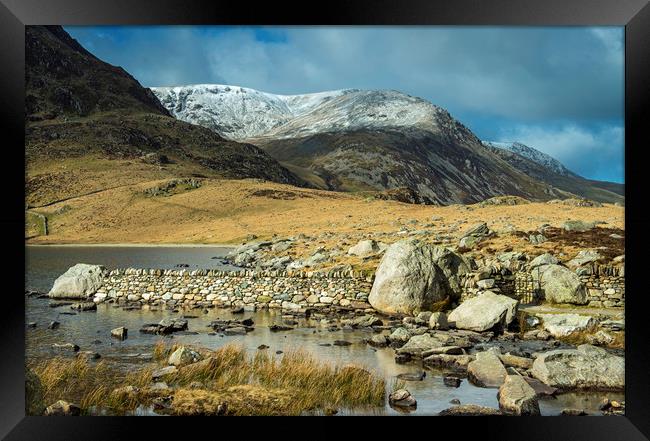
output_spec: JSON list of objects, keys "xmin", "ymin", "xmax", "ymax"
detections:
[
  {"xmin": 93, "ymin": 268, "xmax": 374, "ymax": 311},
  {"xmin": 459, "ymin": 272, "xmax": 517, "ymax": 302},
  {"xmin": 582, "ymin": 273, "xmax": 625, "ymax": 308}
]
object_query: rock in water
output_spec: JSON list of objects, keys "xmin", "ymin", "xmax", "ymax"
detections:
[
  {"xmin": 111, "ymin": 327, "xmax": 128, "ymax": 340},
  {"xmin": 533, "ymin": 264, "xmax": 588, "ymax": 305},
  {"xmin": 48, "ymin": 264, "xmax": 105, "ymax": 299},
  {"xmin": 369, "ymin": 240, "xmax": 467, "ymax": 315},
  {"xmin": 388, "ymin": 389, "xmax": 417, "ymax": 408},
  {"xmin": 467, "ymin": 349, "xmax": 507, "ymax": 388},
  {"xmin": 498, "ymin": 375, "xmax": 540, "ymax": 415},
  {"xmin": 438, "ymin": 404, "xmax": 501, "ymax": 416},
  {"xmin": 531, "ymin": 344, "xmax": 624, "ymax": 390},
  {"xmin": 368, "ymin": 334, "xmax": 389, "ymax": 348},
  {"xmin": 447, "ymin": 291, "xmax": 518, "ymax": 332}
]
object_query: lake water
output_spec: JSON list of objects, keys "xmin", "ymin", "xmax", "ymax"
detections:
[{"xmin": 25, "ymin": 245, "xmax": 622, "ymax": 416}]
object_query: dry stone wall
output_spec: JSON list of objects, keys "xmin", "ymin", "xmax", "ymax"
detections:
[
  {"xmin": 93, "ymin": 268, "xmax": 375, "ymax": 311},
  {"xmin": 459, "ymin": 264, "xmax": 624, "ymax": 308}
]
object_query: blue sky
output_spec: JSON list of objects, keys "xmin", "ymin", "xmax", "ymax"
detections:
[{"xmin": 65, "ymin": 26, "xmax": 624, "ymax": 183}]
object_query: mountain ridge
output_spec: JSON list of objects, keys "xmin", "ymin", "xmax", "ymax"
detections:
[{"xmin": 152, "ymin": 83, "xmax": 622, "ymax": 204}]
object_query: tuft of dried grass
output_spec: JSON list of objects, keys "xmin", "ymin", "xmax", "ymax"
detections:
[{"xmin": 30, "ymin": 344, "xmax": 385, "ymax": 416}]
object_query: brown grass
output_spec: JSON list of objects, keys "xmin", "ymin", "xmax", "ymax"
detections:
[
  {"xmin": 166, "ymin": 345, "xmax": 385, "ymax": 415},
  {"xmin": 30, "ymin": 344, "xmax": 385, "ymax": 416},
  {"xmin": 26, "ymin": 177, "xmax": 623, "ymax": 251},
  {"xmin": 28, "ymin": 356, "xmax": 154, "ymax": 415}
]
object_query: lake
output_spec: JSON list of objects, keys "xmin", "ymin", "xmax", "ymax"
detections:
[{"xmin": 25, "ymin": 245, "xmax": 622, "ymax": 416}]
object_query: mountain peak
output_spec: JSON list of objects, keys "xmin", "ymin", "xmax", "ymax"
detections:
[
  {"xmin": 150, "ymin": 84, "xmax": 457, "ymax": 141},
  {"xmin": 482, "ymin": 140, "xmax": 575, "ymax": 177}
]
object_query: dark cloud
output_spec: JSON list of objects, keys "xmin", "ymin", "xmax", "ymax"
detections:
[{"xmin": 64, "ymin": 26, "xmax": 624, "ymax": 183}]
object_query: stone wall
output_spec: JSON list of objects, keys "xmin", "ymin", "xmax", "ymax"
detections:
[
  {"xmin": 93, "ymin": 268, "xmax": 375, "ymax": 312},
  {"xmin": 578, "ymin": 264, "xmax": 625, "ymax": 308},
  {"xmin": 459, "ymin": 264, "xmax": 625, "ymax": 308}
]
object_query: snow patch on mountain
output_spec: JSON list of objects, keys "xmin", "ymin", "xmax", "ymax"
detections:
[
  {"xmin": 482, "ymin": 141, "xmax": 574, "ymax": 176},
  {"xmin": 150, "ymin": 84, "xmax": 459, "ymax": 141}
]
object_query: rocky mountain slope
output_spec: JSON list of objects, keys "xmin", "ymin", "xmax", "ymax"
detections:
[
  {"xmin": 153, "ymin": 84, "xmax": 618, "ymax": 204},
  {"xmin": 152, "ymin": 85, "xmax": 567, "ymax": 204},
  {"xmin": 25, "ymin": 26, "xmax": 303, "ymax": 206},
  {"xmin": 483, "ymin": 142, "xmax": 623, "ymax": 203}
]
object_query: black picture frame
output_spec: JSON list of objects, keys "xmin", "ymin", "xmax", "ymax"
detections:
[{"xmin": 2, "ymin": 0, "xmax": 649, "ymax": 439}]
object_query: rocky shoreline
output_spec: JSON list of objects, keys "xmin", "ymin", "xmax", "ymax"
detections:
[{"xmin": 36, "ymin": 228, "xmax": 625, "ymax": 416}]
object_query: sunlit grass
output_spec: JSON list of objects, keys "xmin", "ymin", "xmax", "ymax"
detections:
[{"xmin": 29, "ymin": 344, "xmax": 385, "ymax": 416}]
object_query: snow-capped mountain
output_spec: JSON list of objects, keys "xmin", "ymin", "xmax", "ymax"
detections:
[
  {"xmin": 150, "ymin": 83, "xmax": 623, "ymax": 205},
  {"xmin": 482, "ymin": 141, "xmax": 575, "ymax": 177},
  {"xmin": 151, "ymin": 84, "xmax": 355, "ymax": 140},
  {"xmin": 151, "ymin": 85, "xmax": 473, "ymax": 143}
]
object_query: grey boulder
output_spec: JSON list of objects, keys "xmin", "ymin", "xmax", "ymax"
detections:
[
  {"xmin": 467, "ymin": 349, "xmax": 508, "ymax": 388},
  {"xmin": 531, "ymin": 344, "xmax": 624, "ymax": 390},
  {"xmin": 369, "ymin": 240, "xmax": 468, "ymax": 315},
  {"xmin": 48, "ymin": 264, "xmax": 105, "ymax": 299},
  {"xmin": 498, "ymin": 374, "xmax": 540, "ymax": 415},
  {"xmin": 447, "ymin": 291, "xmax": 518, "ymax": 332},
  {"xmin": 534, "ymin": 264, "xmax": 588, "ymax": 305}
]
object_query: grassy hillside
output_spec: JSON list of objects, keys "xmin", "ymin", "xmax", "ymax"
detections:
[{"xmin": 26, "ymin": 178, "xmax": 624, "ymax": 250}]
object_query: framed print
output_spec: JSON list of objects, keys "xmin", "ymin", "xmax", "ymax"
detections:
[{"xmin": 1, "ymin": 0, "xmax": 649, "ymax": 439}]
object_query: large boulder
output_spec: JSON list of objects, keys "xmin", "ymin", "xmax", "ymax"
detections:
[
  {"xmin": 447, "ymin": 291, "xmax": 518, "ymax": 332},
  {"xmin": 368, "ymin": 240, "xmax": 468, "ymax": 315},
  {"xmin": 531, "ymin": 344, "xmax": 624, "ymax": 390},
  {"xmin": 537, "ymin": 313, "xmax": 596, "ymax": 337},
  {"xmin": 498, "ymin": 375, "xmax": 540, "ymax": 415},
  {"xmin": 534, "ymin": 264, "xmax": 588, "ymax": 305},
  {"xmin": 467, "ymin": 349, "xmax": 508, "ymax": 388},
  {"xmin": 48, "ymin": 264, "xmax": 105, "ymax": 299}
]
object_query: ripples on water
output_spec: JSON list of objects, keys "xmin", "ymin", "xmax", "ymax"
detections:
[{"xmin": 25, "ymin": 246, "xmax": 622, "ymax": 416}]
